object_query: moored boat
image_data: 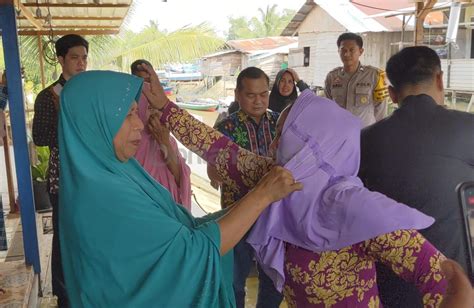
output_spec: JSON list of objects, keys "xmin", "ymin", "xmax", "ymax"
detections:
[{"xmin": 176, "ymin": 99, "xmax": 219, "ymax": 111}]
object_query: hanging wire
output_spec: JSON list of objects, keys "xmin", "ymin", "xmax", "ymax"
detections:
[
  {"xmin": 14, "ymin": 0, "xmax": 24, "ymax": 70},
  {"xmin": 42, "ymin": 0, "xmax": 58, "ymax": 67}
]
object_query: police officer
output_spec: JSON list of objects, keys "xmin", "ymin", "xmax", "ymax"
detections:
[{"xmin": 325, "ymin": 32, "xmax": 388, "ymax": 127}]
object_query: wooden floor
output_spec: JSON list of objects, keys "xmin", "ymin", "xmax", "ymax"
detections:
[{"xmin": 0, "ymin": 208, "xmax": 56, "ymax": 308}]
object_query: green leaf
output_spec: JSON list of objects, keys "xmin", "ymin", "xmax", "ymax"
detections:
[{"xmin": 31, "ymin": 146, "xmax": 50, "ymax": 182}]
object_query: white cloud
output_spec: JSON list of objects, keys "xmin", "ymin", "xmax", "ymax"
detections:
[{"xmin": 126, "ymin": 0, "xmax": 303, "ymax": 36}]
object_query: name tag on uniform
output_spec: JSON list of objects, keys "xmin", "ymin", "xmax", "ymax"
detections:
[{"xmin": 356, "ymin": 86, "xmax": 371, "ymax": 105}]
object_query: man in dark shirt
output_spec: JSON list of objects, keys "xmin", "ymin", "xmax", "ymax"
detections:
[
  {"xmin": 359, "ymin": 46, "xmax": 474, "ymax": 307},
  {"xmin": 32, "ymin": 34, "xmax": 88, "ymax": 308}
]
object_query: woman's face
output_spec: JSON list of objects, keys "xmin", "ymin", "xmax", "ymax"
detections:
[
  {"xmin": 278, "ymin": 72, "xmax": 295, "ymax": 97},
  {"xmin": 113, "ymin": 102, "xmax": 144, "ymax": 161}
]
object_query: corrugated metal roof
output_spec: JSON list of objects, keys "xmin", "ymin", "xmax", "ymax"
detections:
[
  {"xmin": 15, "ymin": 0, "xmax": 133, "ymax": 35},
  {"xmin": 349, "ymin": 0, "xmax": 415, "ymax": 31},
  {"xmin": 315, "ymin": 0, "xmax": 388, "ymax": 32},
  {"xmin": 202, "ymin": 50, "xmax": 241, "ymax": 59},
  {"xmin": 281, "ymin": 0, "xmax": 449, "ymax": 35},
  {"xmin": 226, "ymin": 37, "xmax": 298, "ymax": 53}
]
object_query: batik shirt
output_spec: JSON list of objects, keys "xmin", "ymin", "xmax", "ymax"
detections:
[
  {"xmin": 32, "ymin": 75, "xmax": 66, "ymax": 195},
  {"xmin": 214, "ymin": 109, "xmax": 279, "ymax": 208},
  {"xmin": 159, "ymin": 101, "xmax": 446, "ymax": 307}
]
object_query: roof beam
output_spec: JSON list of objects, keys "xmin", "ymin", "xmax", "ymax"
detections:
[
  {"xmin": 15, "ymin": 29, "xmax": 119, "ymax": 35},
  {"xmin": 19, "ymin": 25, "xmax": 120, "ymax": 29},
  {"xmin": 23, "ymin": 3, "xmax": 130, "ymax": 8},
  {"xmin": 13, "ymin": 0, "xmax": 44, "ymax": 30},
  {"xmin": 18, "ymin": 16, "xmax": 123, "ymax": 21}
]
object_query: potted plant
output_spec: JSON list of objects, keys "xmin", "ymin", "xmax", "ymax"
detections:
[{"xmin": 31, "ymin": 146, "xmax": 52, "ymax": 211}]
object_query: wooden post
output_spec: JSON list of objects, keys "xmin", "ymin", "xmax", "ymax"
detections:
[
  {"xmin": 1, "ymin": 3, "xmax": 41, "ymax": 274},
  {"xmin": 37, "ymin": 35, "xmax": 45, "ymax": 89},
  {"xmin": 414, "ymin": 0, "xmax": 438, "ymax": 46}
]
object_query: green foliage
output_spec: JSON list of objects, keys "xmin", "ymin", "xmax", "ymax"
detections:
[
  {"xmin": 14, "ymin": 35, "xmax": 118, "ymax": 95},
  {"xmin": 13, "ymin": 21, "xmax": 224, "ymax": 91},
  {"xmin": 111, "ymin": 22, "xmax": 225, "ymax": 72},
  {"xmin": 18, "ymin": 36, "xmax": 58, "ymax": 91},
  {"xmin": 227, "ymin": 5, "xmax": 296, "ymax": 40},
  {"xmin": 31, "ymin": 146, "xmax": 50, "ymax": 182}
]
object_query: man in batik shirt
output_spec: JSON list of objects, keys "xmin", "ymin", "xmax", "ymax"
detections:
[{"xmin": 208, "ymin": 67, "xmax": 281, "ymax": 308}]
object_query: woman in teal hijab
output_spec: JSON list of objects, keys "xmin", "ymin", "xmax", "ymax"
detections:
[{"xmin": 58, "ymin": 70, "xmax": 300, "ymax": 307}]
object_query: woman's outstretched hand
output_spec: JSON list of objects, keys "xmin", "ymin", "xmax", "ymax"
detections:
[
  {"xmin": 138, "ymin": 64, "xmax": 169, "ymax": 110},
  {"xmin": 217, "ymin": 166, "xmax": 303, "ymax": 255},
  {"xmin": 253, "ymin": 166, "xmax": 303, "ymax": 206}
]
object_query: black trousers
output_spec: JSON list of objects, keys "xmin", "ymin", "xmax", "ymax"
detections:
[{"xmin": 50, "ymin": 193, "xmax": 69, "ymax": 307}]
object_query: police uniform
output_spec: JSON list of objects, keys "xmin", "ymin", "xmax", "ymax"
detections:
[{"xmin": 324, "ymin": 63, "xmax": 389, "ymax": 127}]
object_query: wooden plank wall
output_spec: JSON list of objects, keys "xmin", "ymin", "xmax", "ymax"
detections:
[{"xmin": 442, "ymin": 59, "xmax": 474, "ymax": 91}]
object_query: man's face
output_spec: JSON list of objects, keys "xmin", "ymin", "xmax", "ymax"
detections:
[
  {"xmin": 235, "ymin": 77, "xmax": 269, "ymax": 122},
  {"xmin": 59, "ymin": 45, "xmax": 88, "ymax": 80},
  {"xmin": 338, "ymin": 40, "xmax": 363, "ymax": 68}
]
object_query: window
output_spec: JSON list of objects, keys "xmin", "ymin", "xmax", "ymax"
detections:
[{"xmin": 304, "ymin": 47, "xmax": 310, "ymax": 67}]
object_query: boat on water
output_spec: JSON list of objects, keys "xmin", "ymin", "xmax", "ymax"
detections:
[{"xmin": 176, "ymin": 99, "xmax": 219, "ymax": 112}]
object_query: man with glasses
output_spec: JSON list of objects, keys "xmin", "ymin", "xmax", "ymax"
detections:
[{"xmin": 207, "ymin": 67, "xmax": 282, "ymax": 308}]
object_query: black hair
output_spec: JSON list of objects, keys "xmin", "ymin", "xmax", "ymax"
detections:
[
  {"xmin": 55, "ymin": 34, "xmax": 89, "ymax": 58},
  {"xmin": 386, "ymin": 46, "xmax": 441, "ymax": 91},
  {"xmin": 130, "ymin": 59, "xmax": 153, "ymax": 75},
  {"xmin": 337, "ymin": 32, "xmax": 363, "ymax": 48},
  {"xmin": 268, "ymin": 69, "xmax": 298, "ymax": 113},
  {"xmin": 236, "ymin": 67, "xmax": 269, "ymax": 91}
]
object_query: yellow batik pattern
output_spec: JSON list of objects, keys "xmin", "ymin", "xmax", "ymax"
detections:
[
  {"xmin": 167, "ymin": 105, "xmax": 222, "ymax": 157},
  {"xmin": 284, "ymin": 230, "xmax": 445, "ymax": 307},
  {"xmin": 283, "ymin": 285, "xmax": 297, "ymax": 308},
  {"xmin": 368, "ymin": 296, "xmax": 381, "ymax": 308},
  {"xmin": 363, "ymin": 229, "xmax": 425, "ymax": 275},
  {"xmin": 166, "ymin": 103, "xmax": 272, "ymax": 207},
  {"xmin": 285, "ymin": 246, "xmax": 375, "ymax": 306}
]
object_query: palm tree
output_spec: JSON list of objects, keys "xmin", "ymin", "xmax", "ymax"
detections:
[
  {"xmin": 227, "ymin": 5, "xmax": 296, "ymax": 40},
  {"xmin": 15, "ymin": 34, "xmax": 117, "ymax": 94},
  {"xmin": 2, "ymin": 22, "xmax": 223, "ymax": 93},
  {"xmin": 111, "ymin": 22, "xmax": 225, "ymax": 72}
]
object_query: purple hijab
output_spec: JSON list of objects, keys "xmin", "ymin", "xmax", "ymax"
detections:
[{"xmin": 246, "ymin": 89, "xmax": 434, "ymax": 291}]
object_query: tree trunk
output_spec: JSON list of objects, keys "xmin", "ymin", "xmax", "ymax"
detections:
[{"xmin": 414, "ymin": 0, "xmax": 438, "ymax": 46}]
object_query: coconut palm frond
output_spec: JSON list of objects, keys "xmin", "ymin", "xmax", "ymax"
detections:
[
  {"xmin": 87, "ymin": 35, "xmax": 123, "ymax": 70},
  {"xmin": 114, "ymin": 24, "xmax": 224, "ymax": 71},
  {"xmin": 18, "ymin": 36, "xmax": 59, "ymax": 90}
]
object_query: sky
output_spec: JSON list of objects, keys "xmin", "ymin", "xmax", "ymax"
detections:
[{"xmin": 126, "ymin": 0, "xmax": 304, "ymax": 36}]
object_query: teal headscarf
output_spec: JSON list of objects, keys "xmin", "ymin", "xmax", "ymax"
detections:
[{"xmin": 58, "ymin": 71, "xmax": 234, "ymax": 307}]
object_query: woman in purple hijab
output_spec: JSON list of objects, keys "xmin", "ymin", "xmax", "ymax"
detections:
[{"xmin": 143, "ymin": 64, "xmax": 447, "ymax": 307}]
